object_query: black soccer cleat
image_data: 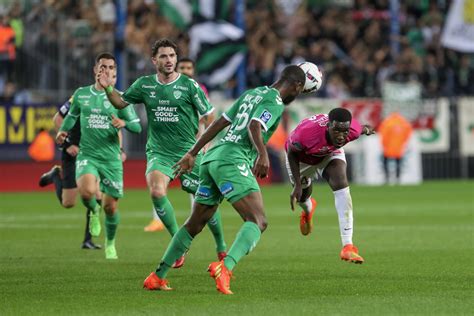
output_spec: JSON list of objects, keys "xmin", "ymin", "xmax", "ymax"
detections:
[
  {"xmin": 81, "ymin": 240, "xmax": 102, "ymax": 250},
  {"xmin": 38, "ymin": 165, "xmax": 61, "ymax": 187}
]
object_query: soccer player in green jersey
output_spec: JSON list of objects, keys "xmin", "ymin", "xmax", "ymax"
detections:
[
  {"xmin": 96, "ymin": 39, "xmax": 227, "ymax": 267},
  {"xmin": 143, "ymin": 65, "xmax": 306, "ymax": 294},
  {"xmin": 56, "ymin": 53, "xmax": 142, "ymax": 259}
]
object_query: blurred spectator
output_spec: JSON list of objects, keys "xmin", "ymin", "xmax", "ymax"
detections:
[
  {"xmin": 28, "ymin": 128, "xmax": 55, "ymax": 162},
  {"xmin": 3, "ymin": 0, "xmax": 473, "ymax": 100},
  {"xmin": 378, "ymin": 112, "xmax": 413, "ymax": 184},
  {"xmin": 455, "ymin": 54, "xmax": 474, "ymax": 96},
  {"xmin": 0, "ymin": 12, "xmax": 15, "ymax": 82}
]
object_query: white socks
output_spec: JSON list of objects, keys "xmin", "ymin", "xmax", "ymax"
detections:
[
  {"xmin": 298, "ymin": 197, "xmax": 313, "ymax": 214},
  {"xmin": 333, "ymin": 187, "xmax": 353, "ymax": 246}
]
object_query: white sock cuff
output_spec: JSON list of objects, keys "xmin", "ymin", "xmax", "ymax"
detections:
[{"xmin": 333, "ymin": 187, "xmax": 350, "ymax": 195}]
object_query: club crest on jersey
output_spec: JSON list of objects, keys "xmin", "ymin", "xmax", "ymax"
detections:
[
  {"xmin": 104, "ymin": 100, "xmax": 111, "ymax": 109},
  {"xmin": 150, "ymin": 91, "xmax": 156, "ymax": 98},
  {"xmin": 259, "ymin": 110, "xmax": 272, "ymax": 124},
  {"xmin": 174, "ymin": 90, "xmax": 182, "ymax": 99}
]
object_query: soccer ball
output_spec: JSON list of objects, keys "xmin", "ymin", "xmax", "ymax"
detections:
[{"xmin": 298, "ymin": 62, "xmax": 323, "ymax": 93}]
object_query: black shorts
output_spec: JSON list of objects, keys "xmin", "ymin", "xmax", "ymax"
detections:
[{"xmin": 61, "ymin": 151, "xmax": 77, "ymax": 189}]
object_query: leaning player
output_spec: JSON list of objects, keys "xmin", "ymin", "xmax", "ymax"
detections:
[
  {"xmin": 97, "ymin": 39, "xmax": 226, "ymax": 266},
  {"xmin": 143, "ymin": 65, "xmax": 306, "ymax": 294},
  {"xmin": 56, "ymin": 52, "xmax": 142, "ymax": 259},
  {"xmin": 286, "ymin": 108, "xmax": 375, "ymax": 263}
]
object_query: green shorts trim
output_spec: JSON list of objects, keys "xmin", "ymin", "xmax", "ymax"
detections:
[
  {"xmin": 146, "ymin": 153, "xmax": 202, "ymax": 194},
  {"xmin": 75, "ymin": 155, "xmax": 123, "ymax": 198},
  {"xmin": 194, "ymin": 160, "xmax": 260, "ymax": 205}
]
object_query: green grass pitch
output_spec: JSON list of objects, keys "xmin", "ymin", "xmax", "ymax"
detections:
[{"xmin": 1, "ymin": 180, "xmax": 473, "ymax": 315}]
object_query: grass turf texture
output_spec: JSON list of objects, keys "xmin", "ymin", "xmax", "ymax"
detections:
[{"xmin": 1, "ymin": 180, "xmax": 473, "ymax": 315}]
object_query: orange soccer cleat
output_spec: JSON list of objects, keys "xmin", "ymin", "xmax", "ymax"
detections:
[
  {"xmin": 217, "ymin": 251, "xmax": 227, "ymax": 261},
  {"xmin": 208, "ymin": 260, "xmax": 233, "ymax": 295},
  {"xmin": 340, "ymin": 244, "xmax": 364, "ymax": 264},
  {"xmin": 300, "ymin": 197, "xmax": 317, "ymax": 236},
  {"xmin": 144, "ymin": 219, "xmax": 165, "ymax": 232},
  {"xmin": 172, "ymin": 253, "xmax": 186, "ymax": 269},
  {"xmin": 143, "ymin": 272, "xmax": 172, "ymax": 291}
]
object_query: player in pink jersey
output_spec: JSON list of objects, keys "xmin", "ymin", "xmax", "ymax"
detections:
[{"xmin": 285, "ymin": 108, "xmax": 375, "ymax": 264}]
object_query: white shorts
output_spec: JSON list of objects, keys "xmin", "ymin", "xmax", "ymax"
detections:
[{"xmin": 285, "ymin": 149, "xmax": 346, "ymax": 188}]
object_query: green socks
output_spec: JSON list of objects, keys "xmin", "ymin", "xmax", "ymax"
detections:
[
  {"xmin": 224, "ymin": 221, "xmax": 261, "ymax": 271},
  {"xmin": 155, "ymin": 227, "xmax": 193, "ymax": 279},
  {"xmin": 207, "ymin": 210, "xmax": 227, "ymax": 253},
  {"xmin": 152, "ymin": 196, "xmax": 179, "ymax": 236},
  {"xmin": 105, "ymin": 211, "xmax": 120, "ymax": 241},
  {"xmin": 82, "ymin": 198, "xmax": 100, "ymax": 214}
]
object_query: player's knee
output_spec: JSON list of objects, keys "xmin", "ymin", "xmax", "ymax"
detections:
[
  {"xmin": 62, "ymin": 201, "xmax": 75, "ymax": 208},
  {"xmin": 331, "ymin": 178, "xmax": 349, "ymax": 191},
  {"xmin": 149, "ymin": 187, "xmax": 166, "ymax": 199},
  {"xmin": 80, "ymin": 189, "xmax": 95, "ymax": 200},
  {"xmin": 103, "ymin": 203, "xmax": 116, "ymax": 215}
]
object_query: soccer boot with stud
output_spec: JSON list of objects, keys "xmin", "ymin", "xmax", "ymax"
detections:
[
  {"xmin": 208, "ymin": 260, "xmax": 233, "ymax": 295},
  {"xmin": 300, "ymin": 197, "xmax": 317, "ymax": 236},
  {"xmin": 143, "ymin": 272, "xmax": 172, "ymax": 291},
  {"xmin": 340, "ymin": 244, "xmax": 364, "ymax": 264}
]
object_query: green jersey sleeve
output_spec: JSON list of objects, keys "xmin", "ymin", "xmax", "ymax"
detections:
[
  {"xmin": 189, "ymin": 78, "xmax": 213, "ymax": 116},
  {"xmin": 59, "ymin": 89, "xmax": 81, "ymax": 132},
  {"xmin": 118, "ymin": 104, "xmax": 142, "ymax": 134},
  {"xmin": 222, "ymin": 94, "xmax": 245, "ymax": 122},
  {"xmin": 250, "ymin": 102, "xmax": 284, "ymax": 132},
  {"xmin": 122, "ymin": 78, "xmax": 144, "ymax": 104}
]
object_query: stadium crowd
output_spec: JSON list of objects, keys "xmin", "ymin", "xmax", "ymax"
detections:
[{"xmin": 0, "ymin": 0, "xmax": 473, "ymax": 101}]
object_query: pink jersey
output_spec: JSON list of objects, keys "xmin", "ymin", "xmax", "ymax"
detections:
[{"xmin": 285, "ymin": 114, "xmax": 363, "ymax": 165}]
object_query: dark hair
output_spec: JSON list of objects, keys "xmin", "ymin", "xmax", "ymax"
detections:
[
  {"xmin": 151, "ymin": 38, "xmax": 178, "ymax": 57},
  {"xmin": 95, "ymin": 52, "xmax": 116, "ymax": 64},
  {"xmin": 279, "ymin": 65, "xmax": 306, "ymax": 86},
  {"xmin": 178, "ymin": 57, "xmax": 195, "ymax": 66},
  {"xmin": 328, "ymin": 108, "xmax": 352, "ymax": 122}
]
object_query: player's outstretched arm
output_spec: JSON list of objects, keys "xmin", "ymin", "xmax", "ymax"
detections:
[
  {"xmin": 287, "ymin": 146, "xmax": 303, "ymax": 211},
  {"xmin": 97, "ymin": 71, "xmax": 129, "ymax": 109},
  {"xmin": 248, "ymin": 120, "xmax": 269, "ymax": 179},
  {"xmin": 173, "ymin": 116, "xmax": 231, "ymax": 177}
]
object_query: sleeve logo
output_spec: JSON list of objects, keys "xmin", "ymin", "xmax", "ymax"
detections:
[{"xmin": 260, "ymin": 110, "xmax": 272, "ymax": 124}]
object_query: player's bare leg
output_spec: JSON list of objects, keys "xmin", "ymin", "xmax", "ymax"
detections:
[
  {"xmin": 77, "ymin": 174, "xmax": 101, "ymax": 237},
  {"xmin": 323, "ymin": 159, "xmax": 363, "ymax": 264},
  {"xmin": 207, "ymin": 191, "xmax": 267, "ymax": 295},
  {"xmin": 147, "ymin": 170, "xmax": 184, "ymax": 267},
  {"xmin": 147, "ymin": 170, "xmax": 179, "ymax": 236},
  {"xmin": 60, "ymin": 188, "xmax": 77, "ymax": 209},
  {"xmin": 102, "ymin": 194, "xmax": 119, "ymax": 259},
  {"xmin": 144, "ymin": 202, "xmax": 218, "ymax": 291}
]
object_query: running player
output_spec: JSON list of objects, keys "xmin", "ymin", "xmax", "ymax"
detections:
[
  {"xmin": 143, "ymin": 57, "xmax": 210, "ymax": 233},
  {"xmin": 97, "ymin": 39, "xmax": 226, "ymax": 266},
  {"xmin": 39, "ymin": 98, "xmax": 104, "ymax": 249},
  {"xmin": 56, "ymin": 52, "xmax": 142, "ymax": 259},
  {"xmin": 143, "ymin": 65, "xmax": 306, "ymax": 294},
  {"xmin": 286, "ymin": 108, "xmax": 375, "ymax": 264}
]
